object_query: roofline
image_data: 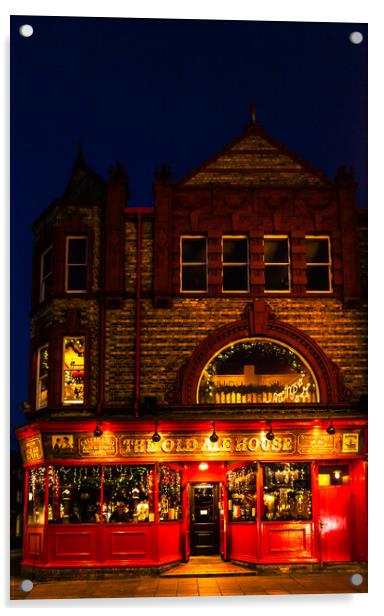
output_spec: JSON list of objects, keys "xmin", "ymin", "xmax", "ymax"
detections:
[{"xmin": 176, "ymin": 121, "xmax": 334, "ymax": 189}]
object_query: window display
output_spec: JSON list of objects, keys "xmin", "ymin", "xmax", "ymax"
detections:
[
  {"xmin": 227, "ymin": 463, "xmax": 257, "ymax": 522},
  {"xmin": 158, "ymin": 466, "xmax": 182, "ymax": 521},
  {"xmin": 62, "ymin": 337, "xmax": 85, "ymax": 404},
  {"xmin": 48, "ymin": 466, "xmax": 101, "ymax": 523},
  {"xmin": 103, "ymin": 465, "xmax": 154, "ymax": 522},
  {"xmin": 198, "ymin": 338, "xmax": 319, "ymax": 404},
  {"xmin": 27, "ymin": 467, "xmax": 46, "ymax": 524},
  {"xmin": 262, "ymin": 462, "xmax": 312, "ymax": 521}
]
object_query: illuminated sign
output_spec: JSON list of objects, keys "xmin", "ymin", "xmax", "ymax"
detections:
[
  {"xmin": 20, "ymin": 435, "xmax": 44, "ymax": 465},
  {"xmin": 78, "ymin": 435, "xmax": 117, "ymax": 457}
]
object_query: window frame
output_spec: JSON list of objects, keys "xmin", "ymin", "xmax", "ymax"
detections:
[
  {"xmin": 263, "ymin": 235, "xmax": 291, "ymax": 293},
  {"xmin": 36, "ymin": 343, "xmax": 49, "ymax": 410},
  {"xmin": 180, "ymin": 235, "xmax": 208, "ymax": 293},
  {"xmin": 65, "ymin": 236, "xmax": 88, "ymax": 293},
  {"xmin": 40, "ymin": 245, "xmax": 53, "ymax": 303},
  {"xmin": 305, "ymin": 235, "xmax": 333, "ymax": 294},
  {"xmin": 222, "ymin": 235, "xmax": 249, "ymax": 293}
]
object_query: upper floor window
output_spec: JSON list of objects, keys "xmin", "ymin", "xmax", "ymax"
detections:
[
  {"xmin": 180, "ymin": 237, "xmax": 207, "ymax": 292},
  {"xmin": 40, "ymin": 246, "xmax": 52, "ymax": 302},
  {"xmin": 66, "ymin": 237, "xmax": 87, "ymax": 292},
  {"xmin": 264, "ymin": 236, "xmax": 291, "ymax": 292},
  {"xmin": 36, "ymin": 344, "xmax": 49, "ymax": 409},
  {"xmin": 305, "ymin": 237, "xmax": 332, "ymax": 292},
  {"xmin": 222, "ymin": 237, "xmax": 249, "ymax": 292},
  {"xmin": 62, "ymin": 337, "xmax": 85, "ymax": 404}
]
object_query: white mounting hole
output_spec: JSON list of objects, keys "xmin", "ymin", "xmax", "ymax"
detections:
[
  {"xmin": 349, "ymin": 31, "xmax": 363, "ymax": 45},
  {"xmin": 20, "ymin": 579, "xmax": 34, "ymax": 592},
  {"xmin": 19, "ymin": 24, "xmax": 34, "ymax": 38},
  {"xmin": 350, "ymin": 573, "xmax": 364, "ymax": 586}
]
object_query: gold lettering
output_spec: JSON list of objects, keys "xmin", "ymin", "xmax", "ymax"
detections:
[
  {"xmin": 247, "ymin": 437, "xmax": 259, "ymax": 452},
  {"xmin": 161, "ymin": 439, "xmax": 175, "ymax": 453},
  {"xmin": 134, "ymin": 439, "xmax": 146, "ymax": 453},
  {"xmin": 200, "ymin": 438, "xmax": 218, "ymax": 452},
  {"xmin": 235, "ymin": 437, "xmax": 248, "ymax": 452},
  {"xmin": 220, "ymin": 438, "xmax": 232, "ymax": 452},
  {"xmin": 271, "ymin": 437, "xmax": 282, "ymax": 451}
]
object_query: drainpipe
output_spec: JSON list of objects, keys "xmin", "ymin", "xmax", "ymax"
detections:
[{"xmin": 134, "ymin": 212, "xmax": 142, "ymax": 417}]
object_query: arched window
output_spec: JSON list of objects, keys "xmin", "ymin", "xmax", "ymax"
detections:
[{"xmin": 197, "ymin": 338, "xmax": 319, "ymax": 404}]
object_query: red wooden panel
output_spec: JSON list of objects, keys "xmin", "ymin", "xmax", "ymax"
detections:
[
  {"xmin": 262, "ymin": 522, "xmax": 314, "ymax": 562},
  {"xmin": 157, "ymin": 522, "xmax": 182, "ymax": 564},
  {"xmin": 110, "ymin": 531, "xmax": 146, "ymax": 556},
  {"xmin": 47, "ymin": 525, "xmax": 99, "ymax": 564},
  {"xmin": 268, "ymin": 528, "xmax": 307, "ymax": 552},
  {"xmin": 55, "ymin": 532, "xmax": 93, "ymax": 556},
  {"xmin": 102, "ymin": 524, "xmax": 155, "ymax": 564},
  {"xmin": 318, "ymin": 486, "xmax": 352, "ymax": 562},
  {"xmin": 27, "ymin": 531, "xmax": 42, "ymax": 555},
  {"xmin": 228, "ymin": 523, "xmax": 258, "ymax": 563}
]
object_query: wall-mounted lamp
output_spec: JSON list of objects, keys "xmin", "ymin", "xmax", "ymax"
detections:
[
  {"xmin": 199, "ymin": 462, "xmax": 209, "ymax": 471},
  {"xmin": 326, "ymin": 424, "xmax": 336, "ymax": 435},
  {"xmin": 266, "ymin": 426, "xmax": 275, "ymax": 441},
  {"xmin": 209, "ymin": 422, "xmax": 219, "ymax": 443},
  {"xmin": 151, "ymin": 421, "xmax": 161, "ymax": 443},
  {"xmin": 94, "ymin": 421, "xmax": 103, "ymax": 438}
]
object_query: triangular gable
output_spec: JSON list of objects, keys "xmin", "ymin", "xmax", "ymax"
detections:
[{"xmin": 179, "ymin": 124, "xmax": 332, "ymax": 188}]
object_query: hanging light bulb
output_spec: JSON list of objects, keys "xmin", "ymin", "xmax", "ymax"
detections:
[
  {"xmin": 94, "ymin": 422, "xmax": 103, "ymax": 438},
  {"xmin": 209, "ymin": 421, "xmax": 219, "ymax": 443},
  {"xmin": 151, "ymin": 421, "xmax": 161, "ymax": 443},
  {"xmin": 326, "ymin": 424, "xmax": 336, "ymax": 435},
  {"xmin": 266, "ymin": 426, "xmax": 275, "ymax": 441}
]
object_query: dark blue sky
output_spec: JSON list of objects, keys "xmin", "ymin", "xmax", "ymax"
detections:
[{"xmin": 10, "ymin": 16, "xmax": 367, "ymax": 442}]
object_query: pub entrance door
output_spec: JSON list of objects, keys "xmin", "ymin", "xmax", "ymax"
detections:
[
  {"xmin": 190, "ymin": 483, "xmax": 220, "ymax": 555},
  {"xmin": 317, "ymin": 463, "xmax": 352, "ymax": 562}
]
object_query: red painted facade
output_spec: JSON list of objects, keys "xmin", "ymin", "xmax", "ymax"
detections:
[{"xmin": 16, "ymin": 113, "xmax": 367, "ymax": 575}]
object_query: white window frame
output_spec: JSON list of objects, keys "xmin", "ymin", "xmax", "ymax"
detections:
[
  {"xmin": 222, "ymin": 236, "xmax": 249, "ymax": 293},
  {"xmin": 180, "ymin": 236, "xmax": 208, "ymax": 293},
  {"xmin": 40, "ymin": 245, "xmax": 52, "ymax": 303},
  {"xmin": 65, "ymin": 236, "xmax": 88, "ymax": 293},
  {"xmin": 36, "ymin": 344, "xmax": 49, "ymax": 409},
  {"xmin": 305, "ymin": 235, "xmax": 333, "ymax": 293},
  {"xmin": 263, "ymin": 235, "xmax": 291, "ymax": 293}
]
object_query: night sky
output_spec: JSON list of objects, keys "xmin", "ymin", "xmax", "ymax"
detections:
[{"xmin": 10, "ymin": 16, "xmax": 367, "ymax": 444}]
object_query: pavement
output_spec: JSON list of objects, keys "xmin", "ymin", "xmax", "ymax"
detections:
[{"xmin": 9, "ymin": 555, "xmax": 368, "ymax": 601}]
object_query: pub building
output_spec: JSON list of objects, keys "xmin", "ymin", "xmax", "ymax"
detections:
[{"xmin": 16, "ymin": 107, "xmax": 367, "ymax": 576}]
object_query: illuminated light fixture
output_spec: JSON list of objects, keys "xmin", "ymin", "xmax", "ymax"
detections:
[
  {"xmin": 94, "ymin": 421, "xmax": 103, "ymax": 438},
  {"xmin": 151, "ymin": 421, "xmax": 161, "ymax": 443},
  {"xmin": 199, "ymin": 462, "xmax": 209, "ymax": 471},
  {"xmin": 326, "ymin": 424, "xmax": 336, "ymax": 435},
  {"xmin": 209, "ymin": 422, "xmax": 219, "ymax": 443},
  {"xmin": 266, "ymin": 426, "xmax": 275, "ymax": 441},
  {"xmin": 333, "ymin": 470, "xmax": 341, "ymax": 480}
]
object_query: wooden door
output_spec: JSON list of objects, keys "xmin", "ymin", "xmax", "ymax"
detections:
[
  {"xmin": 317, "ymin": 464, "xmax": 352, "ymax": 562},
  {"xmin": 190, "ymin": 483, "xmax": 219, "ymax": 555}
]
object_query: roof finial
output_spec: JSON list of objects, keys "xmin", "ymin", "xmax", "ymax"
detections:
[{"xmin": 250, "ymin": 101, "xmax": 256, "ymax": 124}]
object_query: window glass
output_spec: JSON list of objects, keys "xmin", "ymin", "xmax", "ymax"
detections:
[
  {"xmin": 264, "ymin": 237, "xmax": 290, "ymax": 291},
  {"xmin": 305, "ymin": 237, "xmax": 331, "ymax": 292},
  {"xmin": 66, "ymin": 237, "xmax": 87, "ymax": 292},
  {"xmin": 181, "ymin": 237, "xmax": 207, "ymax": 291},
  {"xmin": 36, "ymin": 345, "xmax": 49, "ymax": 409},
  {"xmin": 223, "ymin": 238, "xmax": 248, "ymax": 263},
  {"xmin": 48, "ymin": 466, "xmax": 101, "ymax": 523},
  {"xmin": 27, "ymin": 467, "xmax": 46, "ymax": 525},
  {"xmin": 103, "ymin": 466, "xmax": 154, "ymax": 523},
  {"xmin": 227, "ymin": 463, "xmax": 257, "ymax": 522},
  {"xmin": 198, "ymin": 338, "xmax": 319, "ymax": 404},
  {"xmin": 63, "ymin": 337, "xmax": 85, "ymax": 404},
  {"xmin": 40, "ymin": 247, "xmax": 52, "ymax": 302},
  {"xmin": 159, "ymin": 466, "xmax": 182, "ymax": 521},
  {"xmin": 318, "ymin": 465, "xmax": 350, "ymax": 486},
  {"xmin": 263, "ymin": 462, "xmax": 312, "ymax": 521},
  {"xmin": 222, "ymin": 238, "xmax": 248, "ymax": 291}
]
